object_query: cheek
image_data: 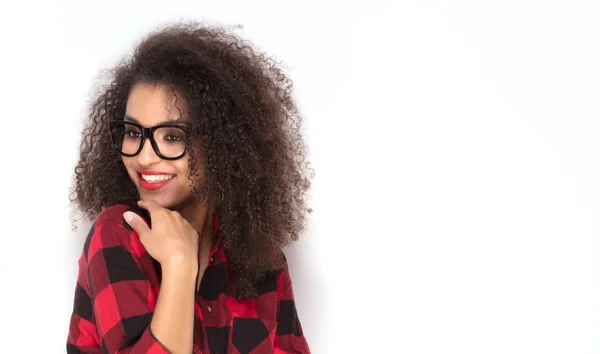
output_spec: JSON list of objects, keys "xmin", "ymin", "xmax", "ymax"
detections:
[
  {"xmin": 121, "ymin": 157, "xmax": 134, "ymax": 172},
  {"xmin": 121, "ymin": 158, "xmax": 138, "ymax": 181},
  {"xmin": 173, "ymin": 158, "xmax": 191, "ymax": 177},
  {"xmin": 174, "ymin": 155, "xmax": 204, "ymax": 183}
]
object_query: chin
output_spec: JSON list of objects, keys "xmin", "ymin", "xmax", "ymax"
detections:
[
  {"xmin": 142, "ymin": 193, "xmax": 193, "ymax": 212},
  {"xmin": 136, "ymin": 190, "xmax": 170, "ymax": 207}
]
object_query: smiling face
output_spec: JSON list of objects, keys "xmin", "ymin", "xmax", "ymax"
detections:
[{"xmin": 121, "ymin": 82, "xmax": 203, "ymax": 210}]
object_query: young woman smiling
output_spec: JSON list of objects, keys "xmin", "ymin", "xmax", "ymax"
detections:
[{"xmin": 66, "ymin": 21, "xmax": 313, "ymax": 354}]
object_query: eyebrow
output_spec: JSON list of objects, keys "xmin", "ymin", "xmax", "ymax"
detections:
[{"xmin": 123, "ymin": 114, "xmax": 186, "ymax": 125}]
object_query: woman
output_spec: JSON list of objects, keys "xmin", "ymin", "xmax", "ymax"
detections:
[{"xmin": 66, "ymin": 21, "xmax": 313, "ymax": 354}]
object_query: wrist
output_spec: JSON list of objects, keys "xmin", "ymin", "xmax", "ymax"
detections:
[{"xmin": 161, "ymin": 257, "xmax": 198, "ymax": 278}]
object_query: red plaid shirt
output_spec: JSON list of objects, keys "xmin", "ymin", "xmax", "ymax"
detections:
[{"xmin": 67, "ymin": 204, "xmax": 310, "ymax": 353}]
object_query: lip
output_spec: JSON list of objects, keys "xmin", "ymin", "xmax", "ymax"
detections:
[
  {"xmin": 138, "ymin": 170, "xmax": 175, "ymax": 175},
  {"xmin": 137, "ymin": 170, "xmax": 176, "ymax": 191}
]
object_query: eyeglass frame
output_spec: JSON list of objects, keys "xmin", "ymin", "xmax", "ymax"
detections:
[{"xmin": 108, "ymin": 120, "xmax": 191, "ymax": 160}]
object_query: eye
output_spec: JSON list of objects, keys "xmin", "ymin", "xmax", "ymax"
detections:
[
  {"xmin": 159, "ymin": 127, "xmax": 187, "ymax": 143},
  {"xmin": 125, "ymin": 130, "xmax": 141, "ymax": 139},
  {"xmin": 165, "ymin": 134, "xmax": 184, "ymax": 142}
]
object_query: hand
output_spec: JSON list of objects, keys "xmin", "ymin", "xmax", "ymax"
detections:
[{"xmin": 123, "ymin": 200, "xmax": 199, "ymax": 267}]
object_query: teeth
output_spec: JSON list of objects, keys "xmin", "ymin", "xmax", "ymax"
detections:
[{"xmin": 141, "ymin": 174, "xmax": 174, "ymax": 183}]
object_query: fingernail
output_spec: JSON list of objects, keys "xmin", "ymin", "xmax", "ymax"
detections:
[{"xmin": 123, "ymin": 212, "xmax": 134, "ymax": 223}]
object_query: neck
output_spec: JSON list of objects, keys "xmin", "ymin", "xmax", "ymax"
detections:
[{"xmin": 178, "ymin": 199, "xmax": 215, "ymax": 244}]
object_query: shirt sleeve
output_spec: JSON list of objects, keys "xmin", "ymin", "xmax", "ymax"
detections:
[
  {"xmin": 67, "ymin": 220, "xmax": 172, "ymax": 354},
  {"xmin": 274, "ymin": 265, "xmax": 311, "ymax": 354}
]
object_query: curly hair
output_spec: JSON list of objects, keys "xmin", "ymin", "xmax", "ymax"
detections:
[{"xmin": 70, "ymin": 21, "xmax": 314, "ymax": 299}]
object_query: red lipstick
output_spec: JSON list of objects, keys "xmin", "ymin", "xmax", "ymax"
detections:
[{"xmin": 137, "ymin": 170, "xmax": 175, "ymax": 191}]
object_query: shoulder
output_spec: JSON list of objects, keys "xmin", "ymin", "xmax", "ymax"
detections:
[
  {"xmin": 94, "ymin": 204, "xmax": 132, "ymax": 225},
  {"xmin": 272, "ymin": 249, "xmax": 293, "ymax": 292},
  {"xmin": 82, "ymin": 204, "xmax": 144, "ymax": 261}
]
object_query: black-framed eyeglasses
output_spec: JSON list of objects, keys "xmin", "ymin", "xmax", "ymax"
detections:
[{"xmin": 108, "ymin": 120, "xmax": 190, "ymax": 160}]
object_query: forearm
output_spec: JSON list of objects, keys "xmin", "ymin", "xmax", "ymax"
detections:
[{"xmin": 150, "ymin": 259, "xmax": 197, "ymax": 354}]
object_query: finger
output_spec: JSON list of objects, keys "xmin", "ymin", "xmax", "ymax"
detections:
[
  {"xmin": 137, "ymin": 199, "xmax": 163, "ymax": 215},
  {"xmin": 123, "ymin": 211, "xmax": 151, "ymax": 236}
]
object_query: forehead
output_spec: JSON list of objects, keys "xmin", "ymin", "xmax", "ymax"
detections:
[{"xmin": 124, "ymin": 83, "xmax": 186, "ymax": 126}]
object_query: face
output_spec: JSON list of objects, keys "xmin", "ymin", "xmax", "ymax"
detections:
[{"xmin": 121, "ymin": 83, "xmax": 202, "ymax": 210}]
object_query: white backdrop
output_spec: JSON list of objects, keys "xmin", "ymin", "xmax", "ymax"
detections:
[{"xmin": 0, "ymin": 1, "xmax": 599, "ymax": 353}]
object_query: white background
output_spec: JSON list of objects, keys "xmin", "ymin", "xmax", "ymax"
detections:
[{"xmin": 0, "ymin": 0, "xmax": 599, "ymax": 353}]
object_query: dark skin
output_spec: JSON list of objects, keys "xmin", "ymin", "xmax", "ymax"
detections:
[
  {"xmin": 124, "ymin": 199, "xmax": 198, "ymax": 352},
  {"xmin": 120, "ymin": 83, "xmax": 217, "ymax": 352},
  {"xmin": 120, "ymin": 83, "xmax": 214, "ymax": 290}
]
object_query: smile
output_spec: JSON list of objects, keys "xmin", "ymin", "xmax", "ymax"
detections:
[
  {"xmin": 137, "ymin": 171, "xmax": 176, "ymax": 191},
  {"xmin": 140, "ymin": 174, "xmax": 175, "ymax": 183}
]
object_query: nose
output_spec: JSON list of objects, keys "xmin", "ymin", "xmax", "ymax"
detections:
[{"xmin": 136, "ymin": 138, "xmax": 161, "ymax": 166}]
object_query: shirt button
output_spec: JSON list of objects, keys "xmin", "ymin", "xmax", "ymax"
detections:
[
  {"xmin": 210, "ymin": 257, "xmax": 214, "ymax": 262},
  {"xmin": 207, "ymin": 306, "xmax": 212, "ymax": 312}
]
